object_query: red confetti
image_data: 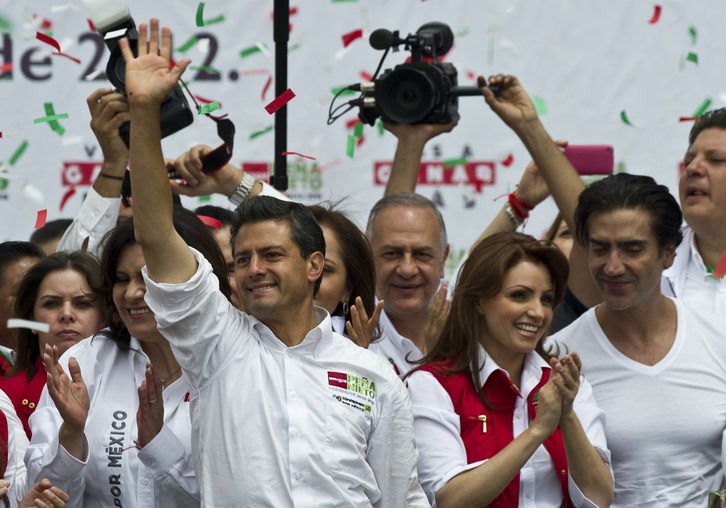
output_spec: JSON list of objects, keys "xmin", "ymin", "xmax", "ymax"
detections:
[
  {"xmin": 36, "ymin": 32, "xmax": 81, "ymax": 64},
  {"xmin": 87, "ymin": 18, "xmax": 96, "ymax": 31},
  {"xmin": 261, "ymin": 75, "xmax": 273, "ymax": 101},
  {"xmin": 316, "ymin": 159, "xmax": 341, "ymax": 173},
  {"xmin": 240, "ymin": 69, "xmax": 270, "ymax": 76},
  {"xmin": 34, "ymin": 209, "xmax": 48, "ymax": 229},
  {"xmin": 197, "ymin": 215, "xmax": 222, "ymax": 229},
  {"xmin": 648, "ymin": 5, "xmax": 662, "ymax": 24},
  {"xmin": 341, "ymin": 29, "xmax": 363, "ymax": 48},
  {"xmin": 678, "ymin": 116, "xmax": 698, "ymax": 122},
  {"xmin": 360, "ymin": 71, "xmax": 373, "ymax": 82},
  {"xmin": 0, "ymin": 63, "xmax": 12, "ymax": 73},
  {"xmin": 501, "ymin": 154, "xmax": 515, "ymax": 167},
  {"xmin": 59, "ymin": 188, "xmax": 76, "ymax": 211},
  {"xmin": 281, "ymin": 151, "xmax": 316, "ymax": 160},
  {"xmin": 346, "ymin": 118, "xmax": 362, "ymax": 130},
  {"xmin": 264, "ymin": 88, "xmax": 296, "ymax": 114},
  {"xmin": 194, "ymin": 94, "xmax": 223, "ymax": 109},
  {"xmin": 714, "ymin": 250, "xmax": 726, "ymax": 279}
]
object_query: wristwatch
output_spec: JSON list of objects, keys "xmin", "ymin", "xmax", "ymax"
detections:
[{"xmin": 228, "ymin": 173, "xmax": 256, "ymax": 207}]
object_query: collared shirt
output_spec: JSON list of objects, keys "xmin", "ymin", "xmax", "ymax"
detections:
[
  {"xmin": 369, "ymin": 310, "xmax": 423, "ymax": 376},
  {"xmin": 144, "ymin": 248, "xmax": 428, "ymax": 507},
  {"xmin": 407, "ymin": 347, "xmax": 610, "ymax": 508},
  {"xmin": 56, "ymin": 188, "xmax": 121, "ymax": 257},
  {"xmin": 1, "ymin": 388, "xmax": 30, "ymax": 506},
  {"xmin": 551, "ymin": 298, "xmax": 726, "ymax": 507},
  {"xmin": 26, "ymin": 333, "xmax": 199, "ymax": 508},
  {"xmin": 662, "ymin": 226, "xmax": 726, "ymax": 312}
]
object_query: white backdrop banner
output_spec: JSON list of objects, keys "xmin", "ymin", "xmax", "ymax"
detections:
[{"xmin": 0, "ymin": 0, "xmax": 721, "ymax": 279}]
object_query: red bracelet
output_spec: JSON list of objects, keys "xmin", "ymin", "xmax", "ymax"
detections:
[{"xmin": 508, "ymin": 192, "xmax": 532, "ymax": 221}]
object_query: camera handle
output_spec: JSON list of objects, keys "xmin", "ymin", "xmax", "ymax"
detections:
[{"xmin": 450, "ymin": 85, "xmax": 501, "ymax": 97}]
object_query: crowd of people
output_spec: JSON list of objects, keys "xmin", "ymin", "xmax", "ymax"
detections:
[{"xmin": 1, "ymin": 16, "xmax": 725, "ymax": 508}]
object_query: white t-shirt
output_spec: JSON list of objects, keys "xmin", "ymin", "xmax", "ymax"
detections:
[
  {"xmin": 369, "ymin": 310, "xmax": 423, "ymax": 376},
  {"xmin": 26, "ymin": 333, "xmax": 199, "ymax": 508},
  {"xmin": 407, "ymin": 348, "xmax": 610, "ymax": 508},
  {"xmin": 550, "ymin": 298, "xmax": 726, "ymax": 507},
  {"xmin": 662, "ymin": 226, "xmax": 726, "ymax": 313},
  {"xmin": 143, "ymin": 248, "xmax": 428, "ymax": 507}
]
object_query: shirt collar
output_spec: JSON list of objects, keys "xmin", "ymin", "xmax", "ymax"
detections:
[
  {"xmin": 474, "ymin": 343, "xmax": 550, "ymax": 398},
  {"xmin": 379, "ymin": 309, "xmax": 423, "ymax": 357},
  {"xmin": 250, "ymin": 306, "xmax": 336, "ymax": 356}
]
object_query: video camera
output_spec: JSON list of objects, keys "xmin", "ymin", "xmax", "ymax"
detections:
[
  {"xmin": 329, "ymin": 22, "xmax": 489, "ymax": 127},
  {"xmin": 88, "ymin": 0, "xmax": 194, "ymax": 145}
]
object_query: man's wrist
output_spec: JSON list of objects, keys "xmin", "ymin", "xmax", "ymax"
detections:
[{"xmin": 229, "ymin": 172, "xmax": 256, "ymax": 206}]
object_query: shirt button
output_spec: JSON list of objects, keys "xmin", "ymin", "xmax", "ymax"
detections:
[
  {"xmin": 526, "ymin": 492, "xmax": 533, "ymax": 499},
  {"xmin": 290, "ymin": 391, "xmax": 297, "ymax": 398},
  {"xmin": 514, "ymin": 412, "xmax": 522, "ymax": 420},
  {"xmin": 292, "ymin": 428, "xmax": 301, "ymax": 438},
  {"xmin": 142, "ymin": 479, "xmax": 149, "ymax": 486},
  {"xmin": 22, "ymin": 399, "xmax": 29, "ymax": 406},
  {"xmin": 294, "ymin": 472, "xmax": 303, "ymax": 481}
]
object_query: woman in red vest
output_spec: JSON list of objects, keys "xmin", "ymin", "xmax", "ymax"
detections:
[{"xmin": 406, "ymin": 232, "xmax": 613, "ymax": 507}]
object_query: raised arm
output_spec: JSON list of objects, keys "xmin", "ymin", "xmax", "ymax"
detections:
[
  {"xmin": 481, "ymin": 74, "xmax": 600, "ymax": 307},
  {"xmin": 120, "ymin": 19, "xmax": 194, "ymax": 284},
  {"xmin": 383, "ymin": 120, "xmax": 457, "ymax": 196}
]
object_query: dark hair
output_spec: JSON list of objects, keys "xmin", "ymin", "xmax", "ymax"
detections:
[
  {"xmin": 410, "ymin": 232, "xmax": 568, "ymax": 401},
  {"xmin": 366, "ymin": 192, "xmax": 448, "ymax": 251},
  {"xmin": 99, "ymin": 207, "xmax": 231, "ymax": 351},
  {"xmin": 575, "ymin": 173, "xmax": 683, "ymax": 253},
  {"xmin": 688, "ymin": 107, "xmax": 726, "ymax": 145},
  {"xmin": 29, "ymin": 219, "xmax": 73, "ymax": 249},
  {"xmin": 12, "ymin": 250, "xmax": 106, "ymax": 379},
  {"xmin": 194, "ymin": 205, "xmax": 235, "ymax": 228},
  {"xmin": 0, "ymin": 242, "xmax": 45, "ymax": 287},
  {"xmin": 308, "ymin": 204, "xmax": 378, "ymax": 336},
  {"xmin": 231, "ymin": 196, "xmax": 325, "ymax": 292}
]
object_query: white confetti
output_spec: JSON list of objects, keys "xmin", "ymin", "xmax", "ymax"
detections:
[{"xmin": 7, "ymin": 318, "xmax": 50, "ymax": 333}]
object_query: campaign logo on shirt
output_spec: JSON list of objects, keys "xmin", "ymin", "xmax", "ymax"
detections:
[{"xmin": 328, "ymin": 371, "xmax": 376, "ymax": 415}]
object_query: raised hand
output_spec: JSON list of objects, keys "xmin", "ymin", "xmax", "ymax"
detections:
[
  {"xmin": 479, "ymin": 74, "xmax": 538, "ymax": 129},
  {"xmin": 136, "ymin": 363, "xmax": 165, "ymax": 448},
  {"xmin": 530, "ymin": 374, "xmax": 563, "ymax": 438},
  {"xmin": 119, "ymin": 18, "xmax": 190, "ymax": 107},
  {"xmin": 43, "ymin": 344, "xmax": 89, "ymax": 434},
  {"xmin": 549, "ymin": 353, "xmax": 582, "ymax": 417},
  {"xmin": 346, "ymin": 297, "xmax": 384, "ymax": 348},
  {"xmin": 424, "ymin": 282, "xmax": 450, "ymax": 352}
]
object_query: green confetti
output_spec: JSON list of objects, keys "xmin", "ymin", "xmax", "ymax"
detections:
[
  {"xmin": 288, "ymin": 43, "xmax": 301, "ymax": 53},
  {"xmin": 249, "ymin": 125, "xmax": 273, "ymax": 140},
  {"xmin": 0, "ymin": 15, "xmax": 12, "ymax": 33},
  {"xmin": 195, "ymin": 2, "xmax": 224, "ymax": 27},
  {"xmin": 197, "ymin": 101, "xmax": 221, "ymax": 115},
  {"xmin": 189, "ymin": 65, "xmax": 220, "ymax": 75},
  {"xmin": 686, "ymin": 52, "xmax": 698, "ymax": 65},
  {"xmin": 533, "ymin": 96, "xmax": 548, "ymax": 116},
  {"xmin": 0, "ymin": 177, "xmax": 8, "ymax": 191},
  {"xmin": 331, "ymin": 85, "xmax": 356, "ymax": 97},
  {"xmin": 35, "ymin": 103, "xmax": 67, "ymax": 135},
  {"xmin": 620, "ymin": 110, "xmax": 634, "ymax": 126},
  {"xmin": 176, "ymin": 35, "xmax": 199, "ymax": 53},
  {"xmin": 353, "ymin": 122, "xmax": 364, "ymax": 138},
  {"xmin": 198, "ymin": 195, "xmax": 212, "ymax": 202},
  {"xmin": 346, "ymin": 134, "xmax": 355, "ymax": 158},
  {"xmin": 455, "ymin": 29, "xmax": 470, "ymax": 37},
  {"xmin": 33, "ymin": 113, "xmax": 69, "ymax": 124},
  {"xmin": 376, "ymin": 119, "xmax": 385, "ymax": 136},
  {"xmin": 693, "ymin": 98, "xmax": 712, "ymax": 118},
  {"xmin": 443, "ymin": 157, "xmax": 467, "ymax": 168},
  {"xmin": 688, "ymin": 26, "xmax": 697, "ymax": 45},
  {"xmin": 239, "ymin": 45, "xmax": 262, "ymax": 58},
  {"xmin": 8, "ymin": 140, "xmax": 28, "ymax": 166},
  {"xmin": 614, "ymin": 161, "xmax": 627, "ymax": 174}
]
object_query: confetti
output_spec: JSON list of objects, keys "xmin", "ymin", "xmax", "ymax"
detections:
[
  {"xmin": 264, "ymin": 88, "xmax": 296, "ymax": 114},
  {"xmin": 353, "ymin": 122, "xmax": 364, "ymax": 138},
  {"xmin": 620, "ymin": 110, "xmax": 634, "ymax": 126},
  {"xmin": 189, "ymin": 65, "xmax": 221, "ymax": 75},
  {"xmin": 281, "ymin": 151, "xmax": 317, "ymax": 160},
  {"xmin": 34, "ymin": 103, "xmax": 68, "ymax": 135},
  {"xmin": 6, "ymin": 318, "xmax": 50, "ymax": 334},
  {"xmin": 8, "ymin": 140, "xmax": 28, "ymax": 166},
  {"xmin": 261, "ymin": 75, "xmax": 273, "ymax": 101},
  {"xmin": 533, "ymin": 96, "xmax": 548, "ymax": 116},
  {"xmin": 176, "ymin": 35, "xmax": 199, "ymax": 53},
  {"xmin": 331, "ymin": 85, "xmax": 356, "ymax": 97},
  {"xmin": 35, "ymin": 209, "xmax": 48, "ymax": 228},
  {"xmin": 197, "ymin": 101, "xmax": 221, "ymax": 115},
  {"xmin": 686, "ymin": 52, "xmax": 698, "ymax": 65},
  {"xmin": 249, "ymin": 125, "xmax": 274, "ymax": 140},
  {"xmin": 443, "ymin": 157, "xmax": 467, "ymax": 168},
  {"xmin": 713, "ymin": 251, "xmax": 726, "ymax": 279},
  {"xmin": 346, "ymin": 134, "xmax": 355, "ymax": 158},
  {"xmin": 648, "ymin": 5, "xmax": 662, "ymax": 24},
  {"xmin": 197, "ymin": 195, "xmax": 211, "ymax": 203},
  {"xmin": 196, "ymin": 2, "xmax": 225, "ymax": 27},
  {"xmin": 693, "ymin": 98, "xmax": 712, "ymax": 118},
  {"xmin": 376, "ymin": 119, "xmax": 385, "ymax": 136},
  {"xmin": 22, "ymin": 182, "xmax": 45, "ymax": 204},
  {"xmin": 59, "ymin": 187, "xmax": 76, "ymax": 211},
  {"xmin": 35, "ymin": 32, "xmax": 81, "ymax": 64},
  {"xmin": 240, "ymin": 45, "xmax": 262, "ymax": 58},
  {"xmin": 689, "ymin": 26, "xmax": 697, "ymax": 45},
  {"xmin": 500, "ymin": 154, "xmax": 514, "ymax": 167},
  {"xmin": 342, "ymin": 29, "xmax": 363, "ymax": 48},
  {"xmin": 197, "ymin": 215, "xmax": 222, "ymax": 229}
]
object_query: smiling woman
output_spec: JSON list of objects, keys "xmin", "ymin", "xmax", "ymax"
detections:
[
  {"xmin": 0, "ymin": 250, "xmax": 107, "ymax": 438},
  {"xmin": 405, "ymin": 231, "xmax": 614, "ymax": 508}
]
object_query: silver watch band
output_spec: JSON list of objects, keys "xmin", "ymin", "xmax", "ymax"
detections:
[{"xmin": 229, "ymin": 173, "xmax": 256, "ymax": 207}]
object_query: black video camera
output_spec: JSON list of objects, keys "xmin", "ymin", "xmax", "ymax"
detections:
[
  {"xmin": 88, "ymin": 0, "xmax": 194, "ymax": 145},
  {"xmin": 356, "ymin": 22, "xmax": 482, "ymax": 126}
]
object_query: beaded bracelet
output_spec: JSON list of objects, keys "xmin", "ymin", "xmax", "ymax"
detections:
[{"xmin": 507, "ymin": 192, "xmax": 533, "ymax": 221}]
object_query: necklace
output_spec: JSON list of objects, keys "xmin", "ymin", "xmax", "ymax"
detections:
[{"xmin": 160, "ymin": 366, "xmax": 182, "ymax": 390}]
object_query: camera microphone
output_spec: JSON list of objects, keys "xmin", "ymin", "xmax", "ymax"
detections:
[{"xmin": 369, "ymin": 29, "xmax": 404, "ymax": 50}]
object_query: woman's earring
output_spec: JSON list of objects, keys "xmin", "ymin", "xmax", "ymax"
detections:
[{"xmin": 342, "ymin": 300, "xmax": 349, "ymax": 316}]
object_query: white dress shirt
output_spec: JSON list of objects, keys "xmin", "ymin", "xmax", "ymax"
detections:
[
  {"xmin": 26, "ymin": 333, "xmax": 199, "ymax": 508},
  {"xmin": 1, "ymin": 388, "xmax": 29, "ymax": 507},
  {"xmin": 144, "ymin": 248, "xmax": 429, "ymax": 507},
  {"xmin": 407, "ymin": 348, "xmax": 611, "ymax": 507},
  {"xmin": 369, "ymin": 310, "xmax": 423, "ymax": 376}
]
